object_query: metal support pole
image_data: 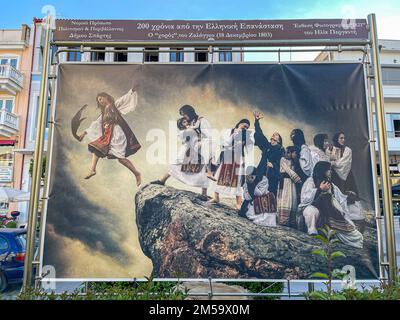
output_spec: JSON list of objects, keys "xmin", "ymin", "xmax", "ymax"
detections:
[
  {"xmin": 34, "ymin": 57, "xmax": 58, "ymax": 289},
  {"xmin": 208, "ymin": 277, "xmax": 213, "ymax": 300},
  {"xmin": 368, "ymin": 13, "xmax": 398, "ymax": 283},
  {"xmin": 22, "ymin": 15, "xmax": 52, "ymax": 291},
  {"xmin": 364, "ymin": 61, "xmax": 386, "ymax": 279}
]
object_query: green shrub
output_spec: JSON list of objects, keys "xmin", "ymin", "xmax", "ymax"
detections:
[
  {"xmin": 305, "ymin": 225, "xmax": 400, "ymax": 300},
  {"xmin": 17, "ymin": 278, "xmax": 187, "ymax": 300}
]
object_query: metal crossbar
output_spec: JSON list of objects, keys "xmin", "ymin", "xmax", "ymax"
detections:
[{"xmin": 35, "ymin": 278, "xmax": 383, "ymax": 298}]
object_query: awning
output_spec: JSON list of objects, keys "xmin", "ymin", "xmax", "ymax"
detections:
[
  {"xmin": 12, "ymin": 148, "xmax": 34, "ymax": 155},
  {"xmin": 0, "ymin": 187, "xmax": 30, "ymax": 202},
  {"xmin": 0, "ymin": 140, "xmax": 15, "ymax": 146}
]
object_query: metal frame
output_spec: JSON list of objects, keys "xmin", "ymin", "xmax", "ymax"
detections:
[
  {"xmin": 33, "ymin": 57, "xmax": 59, "ymax": 289},
  {"xmin": 22, "ymin": 15, "xmax": 52, "ymax": 291},
  {"xmin": 363, "ymin": 58, "xmax": 386, "ymax": 280},
  {"xmin": 50, "ymin": 46, "xmax": 369, "ymax": 66},
  {"xmin": 22, "ymin": 14, "xmax": 398, "ymax": 296},
  {"xmin": 52, "ymin": 39, "xmax": 369, "ymax": 48},
  {"xmin": 36, "ymin": 278, "xmax": 383, "ymax": 299},
  {"xmin": 368, "ymin": 14, "xmax": 398, "ymax": 284}
]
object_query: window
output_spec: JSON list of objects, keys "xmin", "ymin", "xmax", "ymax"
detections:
[
  {"xmin": 0, "ymin": 98, "xmax": 14, "ymax": 113},
  {"xmin": 51, "ymin": 46, "xmax": 57, "ymax": 64},
  {"xmin": 15, "ymin": 234, "xmax": 26, "ymax": 250},
  {"xmin": 195, "ymin": 48, "xmax": 208, "ymax": 62},
  {"xmin": 66, "ymin": 47, "xmax": 82, "ymax": 62},
  {"xmin": 382, "ymin": 67, "xmax": 400, "ymax": 85},
  {"xmin": 394, "ymin": 119, "xmax": 400, "ymax": 137},
  {"xmin": 0, "ymin": 236, "xmax": 9, "ymax": 252},
  {"xmin": 390, "ymin": 155, "xmax": 400, "ymax": 165},
  {"xmin": 144, "ymin": 47, "xmax": 159, "ymax": 62},
  {"xmin": 376, "ymin": 163, "xmax": 381, "ymax": 176},
  {"xmin": 0, "ymin": 57, "xmax": 18, "ymax": 69},
  {"xmin": 170, "ymin": 48, "xmax": 184, "ymax": 62},
  {"xmin": 0, "ymin": 147, "xmax": 13, "ymax": 184},
  {"xmin": 91, "ymin": 47, "xmax": 106, "ymax": 61},
  {"xmin": 30, "ymin": 96, "xmax": 50, "ymax": 141},
  {"xmin": 219, "ymin": 47, "xmax": 232, "ymax": 62},
  {"xmin": 31, "ymin": 95, "xmax": 40, "ymax": 140},
  {"xmin": 114, "ymin": 47, "xmax": 128, "ymax": 62}
]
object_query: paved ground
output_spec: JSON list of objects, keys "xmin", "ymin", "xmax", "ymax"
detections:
[{"xmin": 0, "ymin": 283, "xmax": 21, "ymax": 300}]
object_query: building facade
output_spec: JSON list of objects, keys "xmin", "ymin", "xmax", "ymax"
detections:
[{"xmin": 0, "ymin": 24, "xmax": 33, "ymax": 219}]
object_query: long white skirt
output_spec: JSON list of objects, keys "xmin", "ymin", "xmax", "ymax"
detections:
[
  {"xmin": 108, "ymin": 124, "xmax": 127, "ymax": 159},
  {"xmin": 86, "ymin": 118, "xmax": 127, "ymax": 159},
  {"xmin": 302, "ymin": 205, "xmax": 363, "ymax": 248},
  {"xmin": 214, "ymin": 164, "xmax": 244, "ymax": 198},
  {"xmin": 168, "ymin": 164, "xmax": 209, "ymax": 188},
  {"xmin": 347, "ymin": 201, "xmax": 365, "ymax": 221},
  {"xmin": 335, "ymin": 229, "xmax": 364, "ymax": 249},
  {"xmin": 246, "ymin": 202, "xmax": 277, "ymax": 227}
]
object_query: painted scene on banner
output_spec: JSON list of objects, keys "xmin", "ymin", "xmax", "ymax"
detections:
[{"xmin": 42, "ymin": 63, "xmax": 379, "ymax": 280}]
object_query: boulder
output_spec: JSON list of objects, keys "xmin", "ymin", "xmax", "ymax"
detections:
[{"xmin": 135, "ymin": 184, "xmax": 379, "ymax": 280}]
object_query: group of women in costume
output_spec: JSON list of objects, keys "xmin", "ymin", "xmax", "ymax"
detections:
[
  {"xmin": 75, "ymin": 89, "xmax": 364, "ymax": 249},
  {"xmin": 153, "ymin": 107, "xmax": 364, "ymax": 248}
]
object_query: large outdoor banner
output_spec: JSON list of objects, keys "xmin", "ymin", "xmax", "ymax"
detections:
[
  {"xmin": 54, "ymin": 19, "xmax": 369, "ymax": 42},
  {"xmin": 42, "ymin": 63, "xmax": 379, "ymax": 280}
]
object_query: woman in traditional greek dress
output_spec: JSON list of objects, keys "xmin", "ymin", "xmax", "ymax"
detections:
[
  {"xmin": 209, "ymin": 119, "xmax": 254, "ymax": 210},
  {"xmin": 152, "ymin": 105, "xmax": 214, "ymax": 197},
  {"xmin": 253, "ymin": 111, "xmax": 285, "ymax": 197},
  {"xmin": 309, "ymin": 133, "xmax": 330, "ymax": 174},
  {"xmin": 277, "ymin": 146, "xmax": 303, "ymax": 226},
  {"xmin": 164, "ymin": 117, "xmax": 210, "ymax": 190},
  {"xmin": 77, "ymin": 89, "xmax": 142, "ymax": 186},
  {"xmin": 290, "ymin": 129, "xmax": 313, "ymax": 179},
  {"xmin": 241, "ymin": 166, "xmax": 277, "ymax": 227},
  {"xmin": 326, "ymin": 132, "xmax": 364, "ymax": 229},
  {"xmin": 326, "ymin": 132, "xmax": 359, "ymax": 195},
  {"xmin": 298, "ymin": 161, "xmax": 363, "ymax": 248}
]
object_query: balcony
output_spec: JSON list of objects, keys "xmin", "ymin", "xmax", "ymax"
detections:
[
  {"xmin": 0, "ymin": 26, "xmax": 30, "ymax": 49},
  {"xmin": 0, "ymin": 64, "xmax": 24, "ymax": 95},
  {"xmin": 0, "ymin": 108, "xmax": 19, "ymax": 137}
]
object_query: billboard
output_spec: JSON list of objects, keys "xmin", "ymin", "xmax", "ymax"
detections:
[
  {"xmin": 54, "ymin": 19, "xmax": 369, "ymax": 42},
  {"xmin": 42, "ymin": 63, "xmax": 379, "ymax": 280}
]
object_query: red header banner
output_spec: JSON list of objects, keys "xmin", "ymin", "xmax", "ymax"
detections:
[{"xmin": 54, "ymin": 19, "xmax": 369, "ymax": 42}]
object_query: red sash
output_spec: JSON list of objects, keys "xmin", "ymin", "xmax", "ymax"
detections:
[
  {"xmin": 181, "ymin": 163, "xmax": 204, "ymax": 173},
  {"xmin": 89, "ymin": 124, "xmax": 113, "ymax": 156},
  {"xmin": 217, "ymin": 162, "xmax": 240, "ymax": 188},
  {"xmin": 254, "ymin": 193, "xmax": 277, "ymax": 215}
]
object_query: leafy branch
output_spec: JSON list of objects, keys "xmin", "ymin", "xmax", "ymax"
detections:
[{"xmin": 309, "ymin": 225, "xmax": 346, "ymax": 296}]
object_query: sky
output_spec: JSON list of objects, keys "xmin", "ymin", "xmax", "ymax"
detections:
[{"xmin": 1, "ymin": 0, "xmax": 399, "ymax": 40}]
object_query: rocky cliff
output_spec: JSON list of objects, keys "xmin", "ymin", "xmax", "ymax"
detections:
[{"xmin": 135, "ymin": 184, "xmax": 379, "ymax": 279}]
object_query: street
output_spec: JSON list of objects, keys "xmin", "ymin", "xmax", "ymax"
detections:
[{"xmin": 0, "ymin": 284, "xmax": 21, "ymax": 300}]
